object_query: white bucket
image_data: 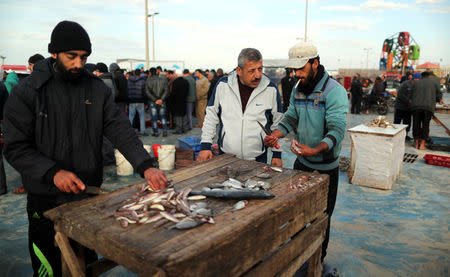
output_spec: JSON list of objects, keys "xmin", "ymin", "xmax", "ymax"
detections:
[
  {"xmin": 115, "ymin": 149, "xmax": 134, "ymax": 176},
  {"xmin": 158, "ymin": 145, "xmax": 176, "ymax": 170},
  {"xmin": 143, "ymin": 144, "xmax": 152, "ymax": 154}
]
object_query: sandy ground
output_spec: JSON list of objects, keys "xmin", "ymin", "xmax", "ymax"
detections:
[{"xmin": 0, "ymin": 93, "xmax": 449, "ymax": 277}]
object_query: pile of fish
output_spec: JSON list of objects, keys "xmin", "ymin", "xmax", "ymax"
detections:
[
  {"xmin": 365, "ymin": 116, "xmax": 395, "ymax": 128},
  {"xmin": 111, "ymin": 184, "xmax": 214, "ymax": 230},
  {"xmin": 202, "ymin": 178, "xmax": 272, "ymax": 191}
]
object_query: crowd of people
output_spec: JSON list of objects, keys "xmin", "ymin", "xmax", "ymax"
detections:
[{"xmin": 0, "ymin": 19, "xmax": 445, "ymax": 277}]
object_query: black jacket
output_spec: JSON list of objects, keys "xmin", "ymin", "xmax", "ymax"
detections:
[
  {"xmin": 394, "ymin": 80, "xmax": 413, "ymax": 110},
  {"xmin": 3, "ymin": 58, "xmax": 155, "ymax": 199},
  {"xmin": 0, "ymin": 81, "xmax": 8, "ymax": 120},
  {"xmin": 145, "ymin": 75, "xmax": 168, "ymax": 102},
  {"xmin": 127, "ymin": 74, "xmax": 147, "ymax": 103},
  {"xmin": 168, "ymin": 77, "xmax": 189, "ymax": 116},
  {"xmin": 350, "ymin": 78, "xmax": 363, "ymax": 96},
  {"xmin": 113, "ymin": 71, "xmax": 128, "ymax": 103}
]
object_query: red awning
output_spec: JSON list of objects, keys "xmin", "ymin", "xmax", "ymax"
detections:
[
  {"xmin": 1, "ymin": 65, "xmax": 28, "ymax": 71},
  {"xmin": 416, "ymin": 62, "xmax": 440, "ymax": 69}
]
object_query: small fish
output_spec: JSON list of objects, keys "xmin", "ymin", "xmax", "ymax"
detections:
[
  {"xmin": 256, "ymin": 173, "xmax": 272, "ymax": 179},
  {"xmin": 146, "ymin": 214, "xmax": 163, "ymax": 223},
  {"xmin": 127, "ymin": 203, "xmax": 144, "ymax": 211},
  {"xmin": 170, "ymin": 218, "xmax": 202, "ymax": 230},
  {"xmin": 201, "ymin": 187, "xmax": 211, "ymax": 191},
  {"xmin": 257, "ymin": 181, "xmax": 272, "ymax": 190},
  {"xmin": 232, "ymin": 200, "xmax": 248, "ymax": 211},
  {"xmin": 193, "ymin": 208, "xmax": 212, "ymax": 217},
  {"xmin": 207, "ymin": 183, "xmax": 227, "ymax": 189},
  {"xmin": 160, "ymin": 211, "xmax": 180, "ymax": 223},
  {"xmin": 187, "ymin": 195, "xmax": 207, "ymax": 201},
  {"xmin": 150, "ymin": 204, "xmax": 165, "ymax": 211}
]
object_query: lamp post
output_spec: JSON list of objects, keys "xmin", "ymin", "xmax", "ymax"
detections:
[
  {"xmin": 304, "ymin": 0, "xmax": 308, "ymax": 42},
  {"xmin": 149, "ymin": 12, "xmax": 159, "ymax": 62},
  {"xmin": 0, "ymin": 55, "xmax": 5, "ymax": 66}
]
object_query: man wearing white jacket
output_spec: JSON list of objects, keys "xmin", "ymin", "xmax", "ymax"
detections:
[{"xmin": 197, "ymin": 48, "xmax": 283, "ymax": 165}]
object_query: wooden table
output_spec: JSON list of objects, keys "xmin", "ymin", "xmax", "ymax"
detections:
[
  {"xmin": 348, "ymin": 124, "xmax": 407, "ymax": 190},
  {"xmin": 45, "ymin": 154, "xmax": 329, "ymax": 277}
]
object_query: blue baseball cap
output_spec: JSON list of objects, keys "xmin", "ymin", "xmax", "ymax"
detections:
[{"xmin": 412, "ymin": 73, "xmax": 421, "ymax": 80}]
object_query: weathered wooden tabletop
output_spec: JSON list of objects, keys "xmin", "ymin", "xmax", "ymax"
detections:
[{"xmin": 45, "ymin": 154, "xmax": 329, "ymax": 277}]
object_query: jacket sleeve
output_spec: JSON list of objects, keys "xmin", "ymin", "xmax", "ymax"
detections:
[
  {"xmin": 145, "ymin": 79, "xmax": 157, "ymax": 102},
  {"xmin": 102, "ymin": 88, "xmax": 156, "ymax": 174},
  {"xmin": 322, "ymin": 86, "xmax": 348, "ymax": 150},
  {"xmin": 160, "ymin": 79, "xmax": 169, "ymax": 101},
  {"xmin": 3, "ymin": 83, "xmax": 58, "ymax": 186},
  {"xmin": 200, "ymin": 84, "xmax": 221, "ymax": 150},
  {"xmin": 276, "ymin": 85, "xmax": 299, "ymax": 136}
]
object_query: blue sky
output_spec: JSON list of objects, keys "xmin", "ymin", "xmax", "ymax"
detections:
[{"xmin": 0, "ymin": 0, "xmax": 449, "ymax": 71}]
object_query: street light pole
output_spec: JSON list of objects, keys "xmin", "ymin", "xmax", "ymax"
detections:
[
  {"xmin": 148, "ymin": 12, "xmax": 159, "ymax": 62},
  {"xmin": 304, "ymin": 0, "xmax": 308, "ymax": 42},
  {"xmin": 145, "ymin": 0, "xmax": 149, "ymax": 70}
]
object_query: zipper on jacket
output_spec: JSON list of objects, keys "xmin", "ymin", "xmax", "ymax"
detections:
[{"xmin": 241, "ymin": 117, "xmax": 244, "ymax": 159}]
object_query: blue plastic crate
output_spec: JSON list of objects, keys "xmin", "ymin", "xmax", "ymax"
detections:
[{"xmin": 177, "ymin": 136, "xmax": 202, "ymax": 152}]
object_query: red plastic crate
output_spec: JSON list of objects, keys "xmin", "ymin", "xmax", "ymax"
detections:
[{"xmin": 423, "ymin": 154, "xmax": 450, "ymax": 168}]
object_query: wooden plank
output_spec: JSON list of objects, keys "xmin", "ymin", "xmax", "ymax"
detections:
[
  {"xmin": 432, "ymin": 115, "xmax": 450, "ymax": 136},
  {"xmin": 54, "ymin": 232, "xmax": 85, "ymax": 277},
  {"xmin": 245, "ymin": 215, "xmax": 328, "ymax": 277},
  {"xmin": 153, "ymin": 176, "xmax": 328, "ymax": 276},
  {"xmin": 306, "ymin": 248, "xmax": 323, "ymax": 277}
]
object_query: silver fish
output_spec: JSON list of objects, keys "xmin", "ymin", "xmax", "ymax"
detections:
[
  {"xmin": 170, "ymin": 218, "xmax": 201, "ymax": 230},
  {"xmin": 232, "ymin": 200, "xmax": 248, "ymax": 211}
]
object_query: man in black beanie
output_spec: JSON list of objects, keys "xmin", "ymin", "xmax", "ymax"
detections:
[
  {"xmin": 27, "ymin": 53, "xmax": 45, "ymax": 72},
  {"xmin": 3, "ymin": 20, "xmax": 168, "ymax": 276}
]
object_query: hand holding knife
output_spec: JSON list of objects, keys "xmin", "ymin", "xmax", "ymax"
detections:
[{"xmin": 257, "ymin": 121, "xmax": 280, "ymax": 149}]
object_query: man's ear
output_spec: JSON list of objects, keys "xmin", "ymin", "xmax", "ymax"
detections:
[
  {"xmin": 312, "ymin": 59, "xmax": 319, "ymax": 71},
  {"xmin": 236, "ymin": 66, "xmax": 241, "ymax": 77},
  {"xmin": 50, "ymin": 53, "xmax": 57, "ymax": 59}
]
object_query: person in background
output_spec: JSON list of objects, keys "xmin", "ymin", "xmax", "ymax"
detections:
[
  {"xmin": 166, "ymin": 69, "xmax": 178, "ymax": 129},
  {"xmin": 400, "ymin": 72, "xmax": 412, "ymax": 84},
  {"xmin": 411, "ymin": 71, "xmax": 444, "ymax": 150},
  {"xmin": 194, "ymin": 69, "xmax": 210, "ymax": 128},
  {"xmin": 394, "ymin": 72, "xmax": 420, "ymax": 141},
  {"xmin": 27, "ymin": 54, "xmax": 45, "ymax": 72},
  {"xmin": 109, "ymin": 63, "xmax": 128, "ymax": 114},
  {"xmin": 350, "ymin": 73, "xmax": 363, "ymax": 114},
  {"xmin": 167, "ymin": 71, "xmax": 190, "ymax": 134},
  {"xmin": 128, "ymin": 68, "xmax": 148, "ymax": 136},
  {"xmin": 197, "ymin": 48, "xmax": 283, "ymax": 165},
  {"xmin": 3, "ymin": 20, "xmax": 167, "ymax": 276},
  {"xmin": 183, "ymin": 69, "xmax": 196, "ymax": 130},
  {"xmin": 264, "ymin": 42, "xmax": 348, "ymax": 269},
  {"xmin": 146, "ymin": 67, "xmax": 169, "ymax": 137},
  {"xmin": 4, "ymin": 70, "xmax": 19, "ymax": 95},
  {"xmin": 281, "ymin": 68, "xmax": 297, "ymax": 112}
]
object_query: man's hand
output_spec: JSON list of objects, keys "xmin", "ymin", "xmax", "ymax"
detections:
[
  {"xmin": 196, "ymin": 150, "xmax": 214, "ymax": 162},
  {"xmin": 155, "ymin": 99, "xmax": 163, "ymax": 106},
  {"xmin": 271, "ymin": 158, "xmax": 282, "ymax": 167},
  {"xmin": 291, "ymin": 140, "xmax": 318, "ymax": 157},
  {"xmin": 53, "ymin": 170, "xmax": 85, "ymax": 194},
  {"xmin": 143, "ymin": 168, "xmax": 168, "ymax": 191},
  {"xmin": 263, "ymin": 135, "xmax": 279, "ymax": 148}
]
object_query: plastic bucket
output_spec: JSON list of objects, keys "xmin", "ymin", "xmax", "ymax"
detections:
[
  {"xmin": 115, "ymin": 149, "xmax": 134, "ymax": 176},
  {"xmin": 152, "ymin": 144, "xmax": 162, "ymax": 158},
  {"xmin": 158, "ymin": 145, "xmax": 176, "ymax": 170}
]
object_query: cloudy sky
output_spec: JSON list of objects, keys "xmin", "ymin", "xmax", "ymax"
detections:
[{"xmin": 0, "ymin": 0, "xmax": 448, "ymax": 71}]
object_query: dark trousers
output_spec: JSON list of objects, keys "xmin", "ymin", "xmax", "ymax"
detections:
[
  {"xmin": 174, "ymin": 115, "xmax": 189, "ymax": 133},
  {"xmin": 0, "ymin": 150, "xmax": 6, "ymax": 194},
  {"xmin": 294, "ymin": 160, "xmax": 339, "ymax": 262},
  {"xmin": 27, "ymin": 194, "xmax": 97, "ymax": 277},
  {"xmin": 394, "ymin": 109, "xmax": 411, "ymax": 134},
  {"xmin": 412, "ymin": 109, "xmax": 432, "ymax": 140},
  {"xmin": 351, "ymin": 94, "xmax": 362, "ymax": 114}
]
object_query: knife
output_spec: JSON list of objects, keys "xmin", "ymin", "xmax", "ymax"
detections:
[
  {"xmin": 257, "ymin": 121, "xmax": 280, "ymax": 149},
  {"xmin": 83, "ymin": 185, "xmax": 109, "ymax": 195}
]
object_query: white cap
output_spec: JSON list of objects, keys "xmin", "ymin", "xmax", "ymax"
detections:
[{"xmin": 285, "ymin": 42, "xmax": 318, "ymax": 69}]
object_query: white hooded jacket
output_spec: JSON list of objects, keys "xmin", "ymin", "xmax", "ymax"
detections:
[{"xmin": 200, "ymin": 70, "xmax": 283, "ymax": 161}]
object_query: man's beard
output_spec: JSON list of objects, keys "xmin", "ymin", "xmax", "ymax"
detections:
[
  {"xmin": 55, "ymin": 57, "xmax": 82, "ymax": 82},
  {"xmin": 297, "ymin": 67, "xmax": 316, "ymax": 94}
]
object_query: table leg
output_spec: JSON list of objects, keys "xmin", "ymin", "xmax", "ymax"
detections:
[
  {"xmin": 306, "ymin": 248, "xmax": 323, "ymax": 277},
  {"xmin": 54, "ymin": 232, "xmax": 85, "ymax": 277}
]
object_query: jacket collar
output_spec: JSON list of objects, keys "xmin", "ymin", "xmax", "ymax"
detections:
[
  {"xmin": 227, "ymin": 70, "xmax": 270, "ymax": 97},
  {"xmin": 31, "ymin": 57, "xmax": 97, "ymax": 90}
]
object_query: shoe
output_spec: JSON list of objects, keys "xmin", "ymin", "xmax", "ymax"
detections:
[
  {"xmin": 162, "ymin": 132, "xmax": 168, "ymax": 137},
  {"xmin": 174, "ymin": 131, "xmax": 183, "ymax": 134},
  {"xmin": 194, "ymin": 124, "xmax": 201, "ymax": 128},
  {"xmin": 152, "ymin": 133, "xmax": 159, "ymax": 137},
  {"xmin": 0, "ymin": 189, "xmax": 6, "ymax": 195},
  {"xmin": 140, "ymin": 133, "xmax": 149, "ymax": 137}
]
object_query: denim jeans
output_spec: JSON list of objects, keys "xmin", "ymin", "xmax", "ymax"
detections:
[
  {"xmin": 128, "ymin": 103, "xmax": 146, "ymax": 133},
  {"xmin": 149, "ymin": 102, "xmax": 168, "ymax": 134}
]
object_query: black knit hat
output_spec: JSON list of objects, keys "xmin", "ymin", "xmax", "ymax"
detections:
[
  {"xmin": 28, "ymin": 54, "xmax": 45, "ymax": 64},
  {"xmin": 48, "ymin": 21, "xmax": 92, "ymax": 55}
]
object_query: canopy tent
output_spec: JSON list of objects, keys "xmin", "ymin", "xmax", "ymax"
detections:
[{"xmin": 416, "ymin": 62, "xmax": 440, "ymax": 69}]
